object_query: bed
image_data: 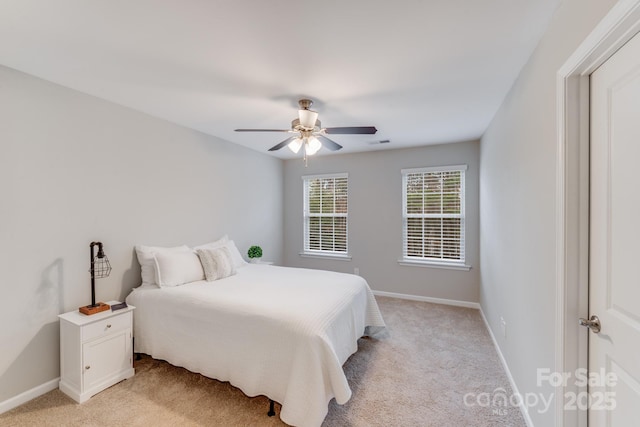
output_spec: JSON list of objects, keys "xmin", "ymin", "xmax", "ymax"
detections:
[{"xmin": 125, "ymin": 262, "xmax": 386, "ymax": 427}]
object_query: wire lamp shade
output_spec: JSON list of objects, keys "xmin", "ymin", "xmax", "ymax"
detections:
[
  {"xmin": 79, "ymin": 241, "xmax": 112, "ymax": 315},
  {"xmin": 92, "ymin": 247, "xmax": 112, "ymax": 279}
]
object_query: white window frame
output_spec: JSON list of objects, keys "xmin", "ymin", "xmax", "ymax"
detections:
[
  {"xmin": 399, "ymin": 165, "xmax": 470, "ymax": 270},
  {"xmin": 301, "ymin": 173, "xmax": 351, "ymax": 260}
]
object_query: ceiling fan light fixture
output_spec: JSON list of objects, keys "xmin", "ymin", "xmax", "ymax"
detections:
[
  {"xmin": 288, "ymin": 137, "xmax": 303, "ymax": 153},
  {"xmin": 305, "ymin": 136, "xmax": 322, "ymax": 155},
  {"xmin": 234, "ymin": 98, "xmax": 375, "ymax": 163},
  {"xmin": 298, "ymin": 109, "xmax": 319, "ymax": 129}
]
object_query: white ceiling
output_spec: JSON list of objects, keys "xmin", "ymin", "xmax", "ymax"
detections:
[{"xmin": 0, "ymin": 0, "xmax": 560, "ymax": 159}]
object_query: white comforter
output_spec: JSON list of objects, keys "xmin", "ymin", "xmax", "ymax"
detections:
[{"xmin": 126, "ymin": 264, "xmax": 385, "ymax": 427}]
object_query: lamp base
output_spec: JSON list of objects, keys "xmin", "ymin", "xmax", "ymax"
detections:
[{"xmin": 79, "ymin": 302, "xmax": 111, "ymax": 315}]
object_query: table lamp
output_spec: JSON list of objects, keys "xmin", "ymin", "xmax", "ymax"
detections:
[{"xmin": 79, "ymin": 241, "xmax": 112, "ymax": 315}]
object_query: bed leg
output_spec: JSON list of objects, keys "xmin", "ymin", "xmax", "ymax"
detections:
[{"xmin": 268, "ymin": 399, "xmax": 275, "ymax": 417}]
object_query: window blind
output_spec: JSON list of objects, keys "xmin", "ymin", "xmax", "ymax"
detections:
[
  {"xmin": 303, "ymin": 174, "xmax": 348, "ymax": 254},
  {"xmin": 402, "ymin": 166, "xmax": 466, "ymax": 263}
]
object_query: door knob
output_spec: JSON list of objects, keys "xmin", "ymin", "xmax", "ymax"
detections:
[{"xmin": 579, "ymin": 315, "xmax": 601, "ymax": 333}]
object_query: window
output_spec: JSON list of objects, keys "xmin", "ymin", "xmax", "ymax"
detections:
[
  {"xmin": 401, "ymin": 165, "xmax": 467, "ymax": 267},
  {"xmin": 302, "ymin": 173, "xmax": 349, "ymax": 257}
]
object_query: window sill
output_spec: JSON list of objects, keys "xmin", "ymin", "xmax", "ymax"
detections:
[
  {"xmin": 397, "ymin": 259, "xmax": 471, "ymax": 271},
  {"xmin": 299, "ymin": 252, "xmax": 352, "ymax": 261}
]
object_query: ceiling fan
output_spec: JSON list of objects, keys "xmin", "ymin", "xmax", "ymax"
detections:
[{"xmin": 235, "ymin": 99, "xmax": 377, "ymax": 161}]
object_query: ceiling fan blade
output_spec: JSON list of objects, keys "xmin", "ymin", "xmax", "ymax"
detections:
[
  {"xmin": 268, "ymin": 136, "xmax": 297, "ymax": 151},
  {"xmin": 318, "ymin": 135, "xmax": 343, "ymax": 151},
  {"xmin": 235, "ymin": 129, "xmax": 291, "ymax": 132},
  {"xmin": 324, "ymin": 126, "xmax": 378, "ymax": 135}
]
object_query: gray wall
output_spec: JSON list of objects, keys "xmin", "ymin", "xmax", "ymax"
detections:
[
  {"xmin": 283, "ymin": 141, "xmax": 479, "ymax": 303},
  {"xmin": 0, "ymin": 65, "xmax": 283, "ymax": 403},
  {"xmin": 479, "ymin": 0, "xmax": 617, "ymax": 425}
]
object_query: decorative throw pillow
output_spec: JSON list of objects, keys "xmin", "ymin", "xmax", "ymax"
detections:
[
  {"xmin": 196, "ymin": 247, "xmax": 236, "ymax": 282},
  {"xmin": 194, "ymin": 235, "xmax": 247, "ymax": 269},
  {"xmin": 153, "ymin": 250, "xmax": 205, "ymax": 287}
]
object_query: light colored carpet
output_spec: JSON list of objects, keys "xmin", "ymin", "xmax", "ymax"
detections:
[{"xmin": 0, "ymin": 297, "xmax": 525, "ymax": 426}]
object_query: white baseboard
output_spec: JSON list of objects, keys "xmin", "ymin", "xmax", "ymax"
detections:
[
  {"xmin": 0, "ymin": 377, "xmax": 60, "ymax": 415},
  {"xmin": 372, "ymin": 290, "xmax": 480, "ymax": 309},
  {"xmin": 478, "ymin": 308, "xmax": 534, "ymax": 427}
]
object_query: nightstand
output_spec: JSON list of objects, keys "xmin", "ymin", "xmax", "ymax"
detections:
[
  {"xmin": 251, "ymin": 260, "xmax": 274, "ymax": 265},
  {"xmin": 58, "ymin": 301, "xmax": 135, "ymax": 403}
]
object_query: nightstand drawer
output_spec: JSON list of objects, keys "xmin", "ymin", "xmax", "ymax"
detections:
[{"xmin": 82, "ymin": 312, "xmax": 131, "ymax": 341}]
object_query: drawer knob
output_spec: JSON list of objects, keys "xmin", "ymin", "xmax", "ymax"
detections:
[
  {"xmin": 106, "ymin": 324, "xmax": 112, "ymax": 329},
  {"xmin": 85, "ymin": 365, "xmax": 90, "ymax": 370}
]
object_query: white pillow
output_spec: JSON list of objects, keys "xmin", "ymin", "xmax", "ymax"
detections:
[
  {"xmin": 226, "ymin": 240, "xmax": 248, "ymax": 268},
  {"xmin": 196, "ymin": 247, "xmax": 236, "ymax": 281},
  {"xmin": 153, "ymin": 251, "xmax": 205, "ymax": 287},
  {"xmin": 194, "ymin": 234, "xmax": 229, "ymax": 251},
  {"xmin": 135, "ymin": 244, "xmax": 191, "ymax": 286}
]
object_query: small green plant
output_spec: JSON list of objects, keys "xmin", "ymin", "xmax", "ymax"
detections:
[{"xmin": 247, "ymin": 245, "xmax": 263, "ymax": 259}]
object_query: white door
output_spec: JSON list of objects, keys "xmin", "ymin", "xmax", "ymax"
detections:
[{"xmin": 589, "ymin": 30, "xmax": 640, "ymax": 426}]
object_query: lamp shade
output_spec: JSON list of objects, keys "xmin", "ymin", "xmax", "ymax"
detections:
[
  {"xmin": 305, "ymin": 136, "xmax": 322, "ymax": 155},
  {"xmin": 298, "ymin": 109, "xmax": 319, "ymax": 129},
  {"xmin": 288, "ymin": 137, "xmax": 303, "ymax": 153}
]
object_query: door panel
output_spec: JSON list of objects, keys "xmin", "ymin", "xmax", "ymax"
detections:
[
  {"xmin": 589, "ymin": 30, "xmax": 640, "ymax": 426},
  {"xmin": 83, "ymin": 329, "xmax": 132, "ymax": 393}
]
